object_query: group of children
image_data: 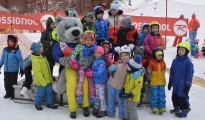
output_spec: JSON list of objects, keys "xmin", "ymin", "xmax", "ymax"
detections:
[{"xmin": 0, "ymin": 1, "xmax": 195, "ymax": 120}]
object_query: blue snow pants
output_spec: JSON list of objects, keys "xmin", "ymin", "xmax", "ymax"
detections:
[
  {"xmin": 107, "ymin": 84, "xmax": 125, "ymax": 118},
  {"xmin": 150, "ymin": 85, "xmax": 166, "ymax": 109},
  {"xmin": 35, "ymin": 84, "xmax": 54, "ymax": 105}
]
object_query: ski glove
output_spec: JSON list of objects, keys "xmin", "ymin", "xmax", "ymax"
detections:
[
  {"xmin": 108, "ymin": 64, "xmax": 118, "ymax": 72},
  {"xmin": 69, "ymin": 59, "xmax": 79, "ymax": 70},
  {"xmin": 85, "ymin": 70, "xmax": 93, "ymax": 78},
  {"xmin": 183, "ymin": 86, "xmax": 190, "ymax": 95},
  {"xmin": 119, "ymin": 88, "xmax": 125, "ymax": 97},
  {"xmin": 121, "ymin": 93, "xmax": 134, "ymax": 99},
  {"xmin": 19, "ymin": 69, "xmax": 24, "ymax": 77},
  {"xmin": 168, "ymin": 81, "xmax": 172, "ymax": 90}
]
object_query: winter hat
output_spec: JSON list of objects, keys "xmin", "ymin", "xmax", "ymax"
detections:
[
  {"xmin": 86, "ymin": 12, "xmax": 95, "ymax": 20},
  {"xmin": 192, "ymin": 13, "xmax": 196, "ymax": 18},
  {"xmin": 94, "ymin": 46, "xmax": 104, "ymax": 56},
  {"xmin": 134, "ymin": 46, "xmax": 144, "ymax": 57},
  {"xmin": 82, "ymin": 30, "xmax": 96, "ymax": 45},
  {"xmin": 115, "ymin": 44, "xmax": 134, "ymax": 54},
  {"xmin": 121, "ymin": 16, "xmax": 132, "ymax": 27},
  {"xmin": 30, "ymin": 42, "xmax": 43, "ymax": 54},
  {"xmin": 179, "ymin": 14, "xmax": 184, "ymax": 19},
  {"xmin": 128, "ymin": 55, "xmax": 143, "ymax": 73},
  {"xmin": 93, "ymin": 6, "xmax": 104, "ymax": 15},
  {"xmin": 110, "ymin": 0, "xmax": 119, "ymax": 11},
  {"xmin": 7, "ymin": 35, "xmax": 18, "ymax": 48},
  {"xmin": 101, "ymin": 40, "xmax": 112, "ymax": 50}
]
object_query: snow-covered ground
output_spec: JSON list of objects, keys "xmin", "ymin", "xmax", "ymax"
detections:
[
  {"xmin": 0, "ymin": 46, "xmax": 205, "ymax": 120},
  {"xmin": 0, "ymin": 0, "xmax": 205, "ymax": 120}
]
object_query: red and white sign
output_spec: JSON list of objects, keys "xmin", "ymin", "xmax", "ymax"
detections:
[
  {"xmin": 0, "ymin": 12, "xmax": 188, "ymax": 36},
  {"xmin": 0, "ymin": 12, "xmax": 66, "ymax": 31},
  {"xmin": 129, "ymin": 16, "xmax": 188, "ymax": 37}
]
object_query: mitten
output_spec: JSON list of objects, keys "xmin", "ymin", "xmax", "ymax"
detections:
[
  {"xmin": 69, "ymin": 59, "xmax": 79, "ymax": 70},
  {"xmin": 168, "ymin": 81, "xmax": 172, "ymax": 90},
  {"xmin": 19, "ymin": 69, "xmax": 24, "ymax": 77},
  {"xmin": 121, "ymin": 93, "xmax": 134, "ymax": 99},
  {"xmin": 183, "ymin": 86, "xmax": 190, "ymax": 95},
  {"xmin": 108, "ymin": 64, "xmax": 118, "ymax": 72},
  {"xmin": 85, "ymin": 71, "xmax": 93, "ymax": 77}
]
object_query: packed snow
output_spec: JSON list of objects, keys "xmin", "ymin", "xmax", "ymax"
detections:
[{"xmin": 0, "ymin": 0, "xmax": 205, "ymax": 120}]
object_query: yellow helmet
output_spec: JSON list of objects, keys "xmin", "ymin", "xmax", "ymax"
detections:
[
  {"xmin": 150, "ymin": 21, "xmax": 160, "ymax": 31},
  {"xmin": 177, "ymin": 41, "xmax": 190, "ymax": 51},
  {"xmin": 150, "ymin": 21, "xmax": 159, "ymax": 26}
]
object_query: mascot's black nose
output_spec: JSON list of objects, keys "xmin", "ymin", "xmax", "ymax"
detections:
[{"xmin": 72, "ymin": 30, "xmax": 80, "ymax": 37}]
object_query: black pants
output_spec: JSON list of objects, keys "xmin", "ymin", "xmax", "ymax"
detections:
[
  {"xmin": 45, "ymin": 54, "xmax": 55, "ymax": 76},
  {"xmin": 4, "ymin": 72, "xmax": 18, "ymax": 98},
  {"xmin": 59, "ymin": 64, "xmax": 65, "ymax": 76},
  {"xmin": 172, "ymin": 94, "xmax": 189, "ymax": 110},
  {"xmin": 22, "ymin": 65, "xmax": 33, "ymax": 89}
]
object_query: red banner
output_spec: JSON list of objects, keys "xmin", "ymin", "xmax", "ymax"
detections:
[
  {"xmin": 0, "ymin": 12, "xmax": 66, "ymax": 31},
  {"xmin": 0, "ymin": 12, "xmax": 188, "ymax": 36},
  {"xmin": 130, "ymin": 16, "xmax": 188, "ymax": 37}
]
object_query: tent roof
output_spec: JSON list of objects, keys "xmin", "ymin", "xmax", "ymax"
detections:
[{"xmin": 0, "ymin": 6, "xmax": 10, "ymax": 13}]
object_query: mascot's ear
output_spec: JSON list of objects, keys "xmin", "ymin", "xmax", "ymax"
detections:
[{"xmin": 55, "ymin": 16, "xmax": 64, "ymax": 26}]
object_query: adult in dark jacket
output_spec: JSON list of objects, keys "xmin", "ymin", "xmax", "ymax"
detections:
[
  {"xmin": 40, "ymin": 17, "xmax": 57, "ymax": 76},
  {"xmin": 117, "ymin": 16, "xmax": 138, "ymax": 47}
]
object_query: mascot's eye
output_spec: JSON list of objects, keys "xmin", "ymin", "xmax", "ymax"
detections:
[
  {"xmin": 74, "ymin": 23, "xmax": 77, "ymax": 27},
  {"xmin": 65, "ymin": 26, "xmax": 71, "ymax": 30}
]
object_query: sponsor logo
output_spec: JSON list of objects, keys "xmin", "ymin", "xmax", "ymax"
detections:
[{"xmin": 174, "ymin": 20, "xmax": 187, "ymax": 36}]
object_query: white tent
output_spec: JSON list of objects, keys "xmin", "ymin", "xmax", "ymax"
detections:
[{"xmin": 0, "ymin": 5, "xmax": 10, "ymax": 13}]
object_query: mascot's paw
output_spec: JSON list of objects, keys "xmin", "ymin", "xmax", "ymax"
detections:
[
  {"xmin": 76, "ymin": 96, "xmax": 83, "ymax": 104},
  {"xmin": 90, "ymin": 97, "xmax": 96, "ymax": 104}
]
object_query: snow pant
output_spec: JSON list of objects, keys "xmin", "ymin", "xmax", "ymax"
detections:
[
  {"xmin": 172, "ymin": 36, "xmax": 183, "ymax": 46},
  {"xmin": 76, "ymin": 67, "xmax": 95, "ymax": 98},
  {"xmin": 124, "ymin": 99, "xmax": 138, "ymax": 120},
  {"xmin": 172, "ymin": 93, "xmax": 189, "ymax": 110},
  {"xmin": 94, "ymin": 84, "xmax": 107, "ymax": 111},
  {"xmin": 107, "ymin": 85, "xmax": 125, "ymax": 118},
  {"xmin": 45, "ymin": 54, "xmax": 55, "ymax": 76},
  {"xmin": 22, "ymin": 65, "xmax": 33, "ymax": 89},
  {"xmin": 35, "ymin": 84, "xmax": 54, "ymax": 105},
  {"xmin": 189, "ymin": 31, "xmax": 197, "ymax": 45},
  {"xmin": 65, "ymin": 67, "xmax": 89, "ymax": 112},
  {"xmin": 4, "ymin": 72, "xmax": 18, "ymax": 98},
  {"xmin": 150, "ymin": 85, "xmax": 166, "ymax": 109}
]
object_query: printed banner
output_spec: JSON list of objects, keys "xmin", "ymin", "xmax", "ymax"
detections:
[
  {"xmin": 130, "ymin": 16, "xmax": 188, "ymax": 37},
  {"xmin": 0, "ymin": 12, "xmax": 66, "ymax": 31},
  {"xmin": 0, "ymin": 12, "xmax": 188, "ymax": 36}
]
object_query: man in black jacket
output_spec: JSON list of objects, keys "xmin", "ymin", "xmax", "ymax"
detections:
[{"xmin": 40, "ymin": 17, "xmax": 56, "ymax": 76}]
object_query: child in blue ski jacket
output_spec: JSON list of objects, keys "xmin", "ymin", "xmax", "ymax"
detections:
[
  {"xmin": 168, "ymin": 41, "xmax": 194, "ymax": 118},
  {"xmin": 0, "ymin": 35, "xmax": 24, "ymax": 99}
]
